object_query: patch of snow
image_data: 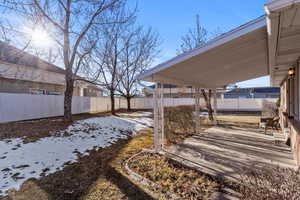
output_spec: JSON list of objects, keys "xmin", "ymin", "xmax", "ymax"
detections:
[
  {"xmin": 0, "ymin": 113, "xmax": 153, "ymax": 194},
  {"xmin": 118, "ymin": 112, "xmax": 152, "ymax": 117},
  {"xmin": 193, "ymin": 111, "xmax": 208, "ymax": 115},
  {"xmin": 121, "ymin": 117, "xmax": 153, "ymax": 128}
]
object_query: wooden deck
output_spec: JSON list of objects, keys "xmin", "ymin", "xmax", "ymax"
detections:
[{"xmin": 165, "ymin": 125, "xmax": 297, "ymax": 182}]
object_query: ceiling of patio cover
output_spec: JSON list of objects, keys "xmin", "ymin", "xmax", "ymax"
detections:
[{"xmin": 137, "ymin": 16, "xmax": 269, "ymax": 88}]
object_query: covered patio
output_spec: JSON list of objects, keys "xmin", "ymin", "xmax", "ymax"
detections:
[
  {"xmin": 166, "ymin": 125, "xmax": 296, "ymax": 182},
  {"xmin": 137, "ymin": 0, "xmax": 300, "ymax": 180}
]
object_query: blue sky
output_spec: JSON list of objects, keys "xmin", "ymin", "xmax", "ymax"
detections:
[{"xmin": 131, "ymin": 0, "xmax": 271, "ymax": 88}]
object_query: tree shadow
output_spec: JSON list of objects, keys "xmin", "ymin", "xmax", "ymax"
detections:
[
  {"xmin": 106, "ymin": 167, "xmax": 156, "ymax": 200},
  {"xmin": 5, "ymin": 136, "xmax": 155, "ymax": 200}
]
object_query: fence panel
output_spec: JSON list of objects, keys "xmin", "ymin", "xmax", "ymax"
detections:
[{"xmin": 0, "ymin": 93, "xmax": 277, "ymax": 123}]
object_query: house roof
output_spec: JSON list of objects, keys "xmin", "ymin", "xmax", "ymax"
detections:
[
  {"xmin": 226, "ymin": 87, "xmax": 280, "ymax": 94},
  {"xmin": 147, "ymin": 84, "xmax": 191, "ymax": 89},
  {"xmin": 0, "ymin": 42, "xmax": 66, "ymax": 75},
  {"xmin": 0, "ymin": 42, "xmax": 103, "ymax": 90}
]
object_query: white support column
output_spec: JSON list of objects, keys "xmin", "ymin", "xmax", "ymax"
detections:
[
  {"xmin": 213, "ymin": 89, "xmax": 218, "ymax": 125},
  {"xmin": 298, "ymin": 59, "xmax": 300, "ymax": 120},
  {"xmin": 153, "ymin": 83, "xmax": 164, "ymax": 152},
  {"xmin": 160, "ymin": 83, "xmax": 165, "ymax": 150},
  {"xmin": 153, "ymin": 83, "xmax": 160, "ymax": 152},
  {"xmin": 195, "ymin": 87, "xmax": 201, "ymax": 134}
]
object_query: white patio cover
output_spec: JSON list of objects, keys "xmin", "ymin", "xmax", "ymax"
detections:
[{"xmin": 138, "ymin": 16, "xmax": 269, "ymax": 88}]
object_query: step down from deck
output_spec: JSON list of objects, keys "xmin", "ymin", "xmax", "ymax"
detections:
[{"xmin": 273, "ymin": 130, "xmax": 288, "ymax": 145}]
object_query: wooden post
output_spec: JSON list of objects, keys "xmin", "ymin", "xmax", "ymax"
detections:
[
  {"xmin": 160, "ymin": 83, "xmax": 164, "ymax": 149},
  {"xmin": 153, "ymin": 83, "xmax": 160, "ymax": 152},
  {"xmin": 195, "ymin": 87, "xmax": 201, "ymax": 134},
  {"xmin": 213, "ymin": 89, "xmax": 218, "ymax": 125},
  {"xmin": 153, "ymin": 83, "xmax": 164, "ymax": 152}
]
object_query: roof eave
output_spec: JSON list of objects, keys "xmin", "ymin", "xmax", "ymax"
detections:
[
  {"xmin": 137, "ymin": 16, "xmax": 267, "ymax": 82},
  {"xmin": 265, "ymin": 0, "xmax": 300, "ymax": 14}
]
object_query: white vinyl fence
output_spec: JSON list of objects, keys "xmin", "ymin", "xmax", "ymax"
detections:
[
  {"xmin": 0, "ymin": 93, "xmax": 277, "ymax": 123},
  {"xmin": 132, "ymin": 97, "xmax": 278, "ymax": 112}
]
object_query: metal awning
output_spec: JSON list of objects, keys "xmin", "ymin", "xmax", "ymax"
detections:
[
  {"xmin": 137, "ymin": 0, "xmax": 300, "ymax": 88},
  {"xmin": 137, "ymin": 16, "xmax": 269, "ymax": 88}
]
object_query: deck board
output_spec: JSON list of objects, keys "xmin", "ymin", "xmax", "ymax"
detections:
[{"xmin": 165, "ymin": 125, "xmax": 297, "ymax": 182}]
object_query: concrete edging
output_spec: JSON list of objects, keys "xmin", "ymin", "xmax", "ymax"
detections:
[{"xmin": 124, "ymin": 148, "xmax": 181, "ymax": 200}]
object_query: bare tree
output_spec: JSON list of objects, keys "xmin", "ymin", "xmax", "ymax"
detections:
[
  {"xmin": 177, "ymin": 15, "xmax": 207, "ymax": 54},
  {"xmin": 117, "ymin": 26, "xmax": 160, "ymax": 111},
  {"xmin": 90, "ymin": 10, "xmax": 135, "ymax": 115},
  {"xmin": 178, "ymin": 15, "xmax": 222, "ymax": 121},
  {"xmin": 201, "ymin": 89, "xmax": 214, "ymax": 121},
  {"xmin": 0, "ymin": 0, "xmax": 129, "ymax": 122}
]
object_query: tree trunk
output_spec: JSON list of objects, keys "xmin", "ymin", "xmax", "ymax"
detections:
[
  {"xmin": 64, "ymin": 76, "xmax": 74, "ymax": 122},
  {"xmin": 201, "ymin": 89, "xmax": 214, "ymax": 121},
  {"xmin": 110, "ymin": 91, "xmax": 115, "ymax": 115},
  {"xmin": 126, "ymin": 96, "xmax": 131, "ymax": 111}
]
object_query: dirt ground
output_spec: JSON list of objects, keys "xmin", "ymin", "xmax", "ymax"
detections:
[
  {"xmin": 0, "ymin": 109, "xmax": 150, "ymax": 143},
  {"xmin": 1, "ymin": 129, "xmax": 155, "ymax": 200},
  {"xmin": 0, "ymin": 111, "xmax": 262, "ymax": 200}
]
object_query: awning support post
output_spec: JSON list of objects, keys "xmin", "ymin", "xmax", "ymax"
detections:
[
  {"xmin": 195, "ymin": 87, "xmax": 201, "ymax": 134},
  {"xmin": 213, "ymin": 89, "xmax": 218, "ymax": 125},
  {"xmin": 161, "ymin": 83, "xmax": 165, "ymax": 150},
  {"xmin": 153, "ymin": 83, "xmax": 164, "ymax": 152}
]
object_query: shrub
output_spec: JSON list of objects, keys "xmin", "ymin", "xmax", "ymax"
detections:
[
  {"xmin": 164, "ymin": 106, "xmax": 196, "ymax": 144},
  {"xmin": 239, "ymin": 166, "xmax": 300, "ymax": 200}
]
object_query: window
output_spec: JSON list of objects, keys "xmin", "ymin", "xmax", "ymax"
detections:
[
  {"xmin": 47, "ymin": 91, "xmax": 61, "ymax": 95},
  {"xmin": 30, "ymin": 88, "xmax": 46, "ymax": 95}
]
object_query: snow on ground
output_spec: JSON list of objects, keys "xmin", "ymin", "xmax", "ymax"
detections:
[
  {"xmin": 0, "ymin": 113, "xmax": 153, "ymax": 194},
  {"xmin": 118, "ymin": 112, "xmax": 152, "ymax": 117},
  {"xmin": 120, "ymin": 116, "xmax": 153, "ymax": 128}
]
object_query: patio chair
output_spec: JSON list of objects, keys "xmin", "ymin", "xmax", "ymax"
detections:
[
  {"xmin": 261, "ymin": 100, "xmax": 279, "ymax": 134},
  {"xmin": 261, "ymin": 116, "xmax": 280, "ymax": 134}
]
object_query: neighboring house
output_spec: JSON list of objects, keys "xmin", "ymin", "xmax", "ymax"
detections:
[
  {"xmin": 143, "ymin": 84, "xmax": 223, "ymax": 98},
  {"xmin": 143, "ymin": 84, "xmax": 193, "ymax": 98},
  {"xmin": 0, "ymin": 43, "xmax": 103, "ymax": 97},
  {"xmin": 224, "ymin": 87, "xmax": 280, "ymax": 99}
]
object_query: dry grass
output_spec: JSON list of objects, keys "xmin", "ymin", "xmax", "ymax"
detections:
[
  {"xmin": 216, "ymin": 115, "xmax": 261, "ymax": 129},
  {"xmin": 82, "ymin": 128, "xmax": 157, "ymax": 200},
  {"xmin": 216, "ymin": 115, "xmax": 260, "ymax": 124},
  {"xmin": 0, "ymin": 111, "xmax": 114, "ymax": 143},
  {"xmin": 0, "ymin": 109, "xmax": 148, "ymax": 143},
  {"xmin": 0, "ymin": 109, "xmax": 264, "ymax": 200},
  {"xmin": 2, "ymin": 129, "xmax": 155, "ymax": 200}
]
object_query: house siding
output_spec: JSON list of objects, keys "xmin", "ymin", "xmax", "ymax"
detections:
[
  {"xmin": 0, "ymin": 62, "xmax": 102, "ymax": 97},
  {"xmin": 0, "ymin": 77, "xmax": 88, "ymax": 96},
  {"xmin": 0, "ymin": 77, "xmax": 65, "ymax": 95},
  {"xmin": 279, "ymin": 61, "xmax": 300, "ymax": 166}
]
